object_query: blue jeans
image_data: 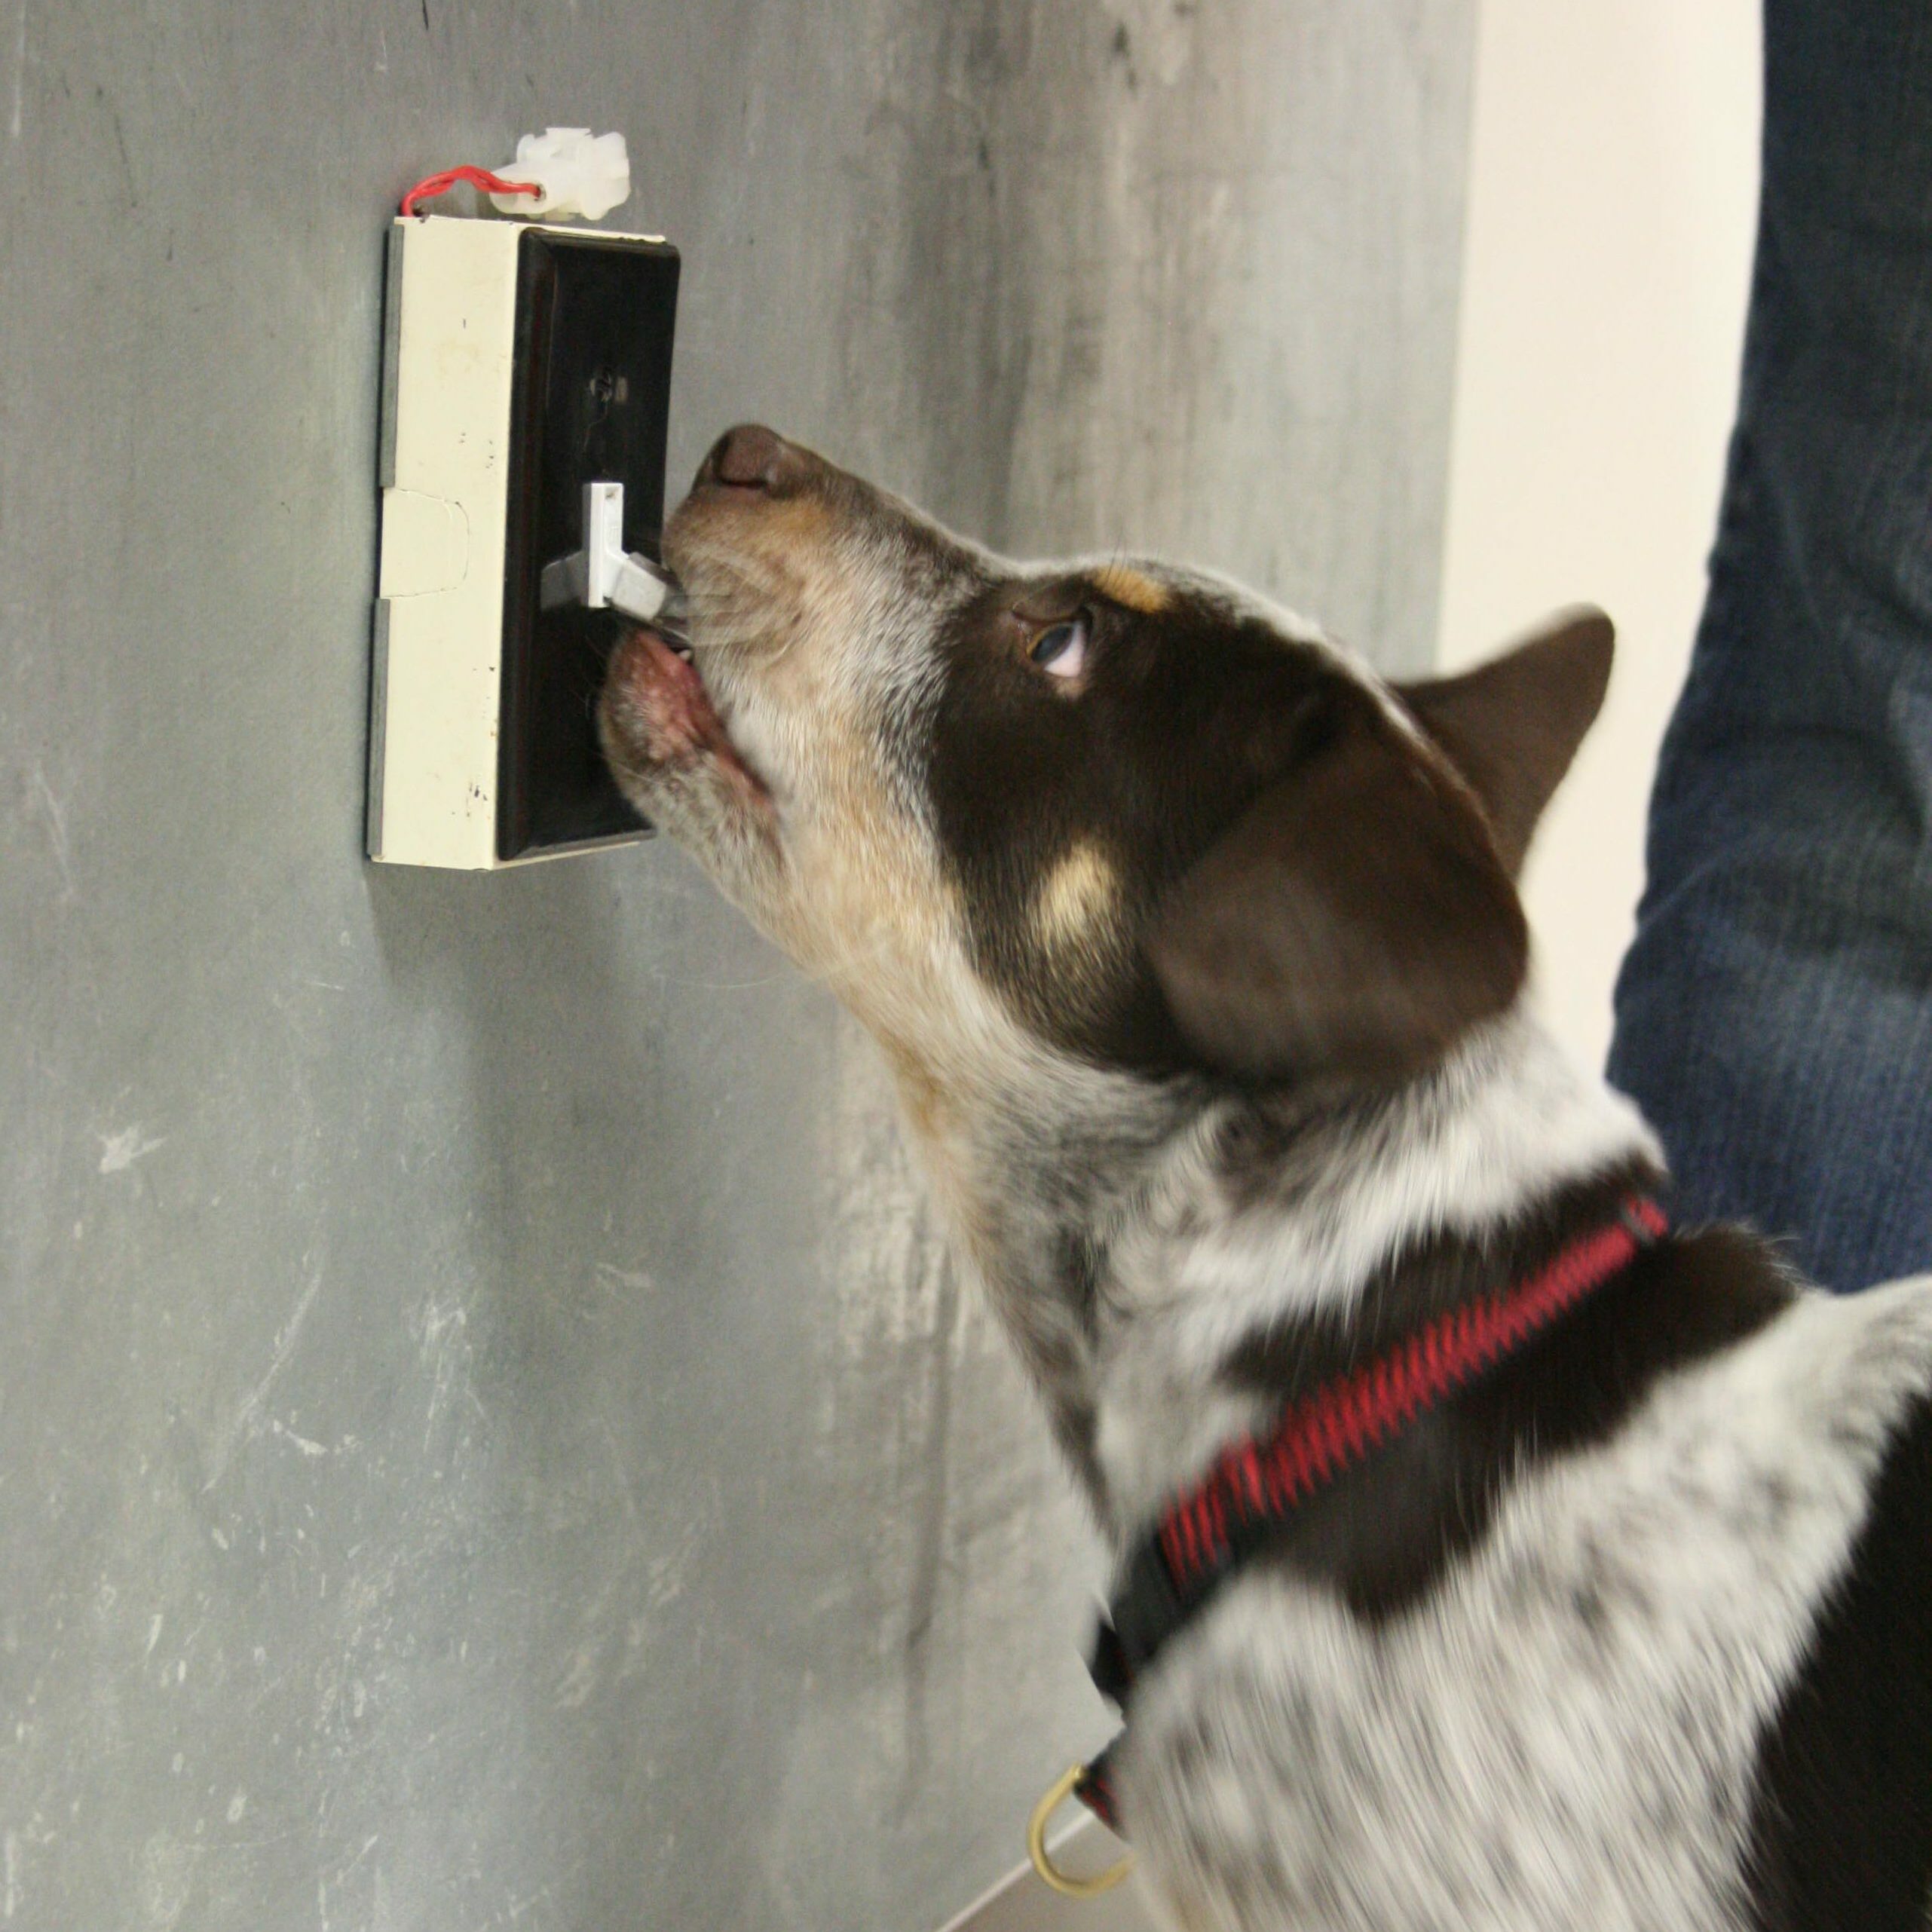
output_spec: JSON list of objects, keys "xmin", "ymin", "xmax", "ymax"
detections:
[{"xmin": 1608, "ymin": 0, "xmax": 1932, "ymax": 1291}]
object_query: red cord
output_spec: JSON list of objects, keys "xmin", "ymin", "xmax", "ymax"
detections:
[{"xmin": 400, "ymin": 166, "xmax": 540, "ymax": 219}]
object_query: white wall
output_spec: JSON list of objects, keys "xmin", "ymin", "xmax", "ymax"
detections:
[{"xmin": 1437, "ymin": 0, "xmax": 1761, "ymax": 1069}]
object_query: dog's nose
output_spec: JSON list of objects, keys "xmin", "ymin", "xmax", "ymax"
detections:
[{"xmin": 698, "ymin": 424, "xmax": 804, "ymax": 493}]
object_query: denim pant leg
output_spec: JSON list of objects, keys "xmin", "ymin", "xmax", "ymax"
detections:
[{"xmin": 1607, "ymin": 0, "xmax": 1932, "ymax": 1292}]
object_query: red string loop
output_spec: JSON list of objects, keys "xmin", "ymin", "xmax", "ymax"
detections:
[{"xmin": 400, "ymin": 166, "xmax": 541, "ymax": 219}]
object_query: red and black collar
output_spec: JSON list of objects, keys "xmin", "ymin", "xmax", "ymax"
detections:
[{"xmin": 1073, "ymin": 1194, "xmax": 1670, "ymax": 1832}]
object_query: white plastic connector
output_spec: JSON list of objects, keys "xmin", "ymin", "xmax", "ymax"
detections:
[
  {"xmin": 540, "ymin": 481, "xmax": 673, "ymax": 623},
  {"xmin": 489, "ymin": 128, "xmax": 630, "ymax": 221}
]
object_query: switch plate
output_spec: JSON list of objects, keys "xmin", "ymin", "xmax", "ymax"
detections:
[{"xmin": 367, "ymin": 215, "xmax": 680, "ymax": 869}]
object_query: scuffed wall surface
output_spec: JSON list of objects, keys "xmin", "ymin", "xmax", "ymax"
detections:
[{"xmin": 0, "ymin": 4, "xmax": 1472, "ymax": 1927}]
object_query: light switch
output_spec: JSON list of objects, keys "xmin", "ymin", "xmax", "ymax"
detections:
[{"xmin": 366, "ymin": 215, "xmax": 680, "ymax": 869}]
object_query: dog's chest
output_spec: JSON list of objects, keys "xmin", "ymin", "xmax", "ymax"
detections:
[{"xmin": 1113, "ymin": 1281, "xmax": 1932, "ymax": 1932}]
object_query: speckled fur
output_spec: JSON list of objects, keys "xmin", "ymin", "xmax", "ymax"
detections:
[
  {"xmin": 1126, "ymin": 1281, "xmax": 1932, "ymax": 1930},
  {"xmin": 602, "ymin": 430, "xmax": 1932, "ymax": 1930}
]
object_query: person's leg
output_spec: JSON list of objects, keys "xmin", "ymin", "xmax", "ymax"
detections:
[{"xmin": 1608, "ymin": 0, "xmax": 1932, "ymax": 1292}]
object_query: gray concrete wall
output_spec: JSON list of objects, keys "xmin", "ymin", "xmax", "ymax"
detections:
[{"xmin": 0, "ymin": 4, "xmax": 1473, "ymax": 1927}]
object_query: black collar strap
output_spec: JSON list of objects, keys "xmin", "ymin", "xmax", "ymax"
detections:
[{"xmin": 1071, "ymin": 1195, "xmax": 1669, "ymax": 1832}]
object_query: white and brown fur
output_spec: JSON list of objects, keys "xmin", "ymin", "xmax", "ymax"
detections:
[{"xmin": 600, "ymin": 426, "xmax": 1932, "ymax": 1931}]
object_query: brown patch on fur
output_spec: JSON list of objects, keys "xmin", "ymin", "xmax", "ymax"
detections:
[
  {"xmin": 1034, "ymin": 840, "xmax": 1122, "ymax": 954},
  {"xmin": 883, "ymin": 1044, "xmax": 951, "ymax": 1144},
  {"xmin": 1090, "ymin": 563, "xmax": 1172, "ymax": 614}
]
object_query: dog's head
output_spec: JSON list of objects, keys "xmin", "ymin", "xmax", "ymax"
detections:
[{"xmin": 602, "ymin": 425, "xmax": 1610, "ymax": 1102}]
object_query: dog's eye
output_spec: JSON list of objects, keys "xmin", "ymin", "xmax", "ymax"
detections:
[{"xmin": 1030, "ymin": 611, "xmax": 1089, "ymax": 680}]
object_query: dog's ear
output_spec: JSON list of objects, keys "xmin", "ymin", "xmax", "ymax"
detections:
[
  {"xmin": 1395, "ymin": 607, "xmax": 1614, "ymax": 875},
  {"xmin": 1146, "ymin": 709, "xmax": 1528, "ymax": 1085}
]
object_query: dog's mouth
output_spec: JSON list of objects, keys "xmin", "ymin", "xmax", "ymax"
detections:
[
  {"xmin": 604, "ymin": 435, "xmax": 857, "ymax": 811},
  {"xmin": 601, "ymin": 618, "xmax": 769, "ymax": 803}
]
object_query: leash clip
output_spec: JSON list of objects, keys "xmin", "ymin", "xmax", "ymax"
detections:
[{"xmin": 1027, "ymin": 1764, "xmax": 1134, "ymax": 1900}]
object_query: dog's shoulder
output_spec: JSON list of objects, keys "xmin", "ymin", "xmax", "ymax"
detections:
[
  {"xmin": 1122, "ymin": 1268, "xmax": 1932, "ymax": 1932},
  {"xmin": 1742, "ymin": 1272, "xmax": 1932, "ymax": 1932}
]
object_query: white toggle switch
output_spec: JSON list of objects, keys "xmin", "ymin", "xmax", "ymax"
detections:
[{"xmin": 540, "ymin": 481, "xmax": 674, "ymax": 623}]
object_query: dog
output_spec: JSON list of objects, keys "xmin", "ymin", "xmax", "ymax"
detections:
[{"xmin": 599, "ymin": 424, "xmax": 1932, "ymax": 1931}]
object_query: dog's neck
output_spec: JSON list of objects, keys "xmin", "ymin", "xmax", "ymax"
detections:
[{"xmin": 901, "ymin": 998, "xmax": 1662, "ymax": 1544}]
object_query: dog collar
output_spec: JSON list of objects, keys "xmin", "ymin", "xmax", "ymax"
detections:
[{"xmin": 1036, "ymin": 1193, "xmax": 1669, "ymax": 1869}]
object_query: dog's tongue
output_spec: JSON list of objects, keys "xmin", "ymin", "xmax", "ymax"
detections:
[
  {"xmin": 609, "ymin": 625, "xmax": 711, "ymax": 736},
  {"xmin": 608, "ymin": 626, "xmax": 761, "ymax": 794}
]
